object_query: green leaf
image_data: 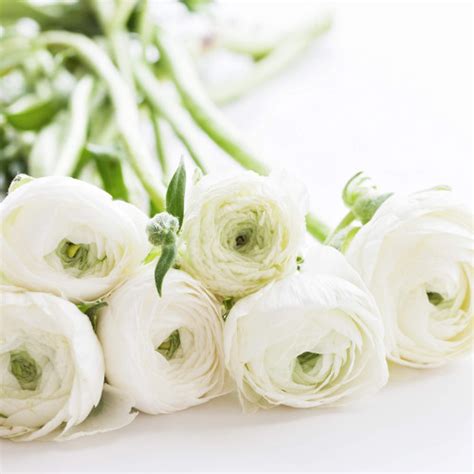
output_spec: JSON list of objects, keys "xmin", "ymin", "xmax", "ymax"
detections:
[
  {"xmin": 154, "ymin": 240, "xmax": 177, "ymax": 296},
  {"xmin": 166, "ymin": 161, "xmax": 186, "ymax": 230},
  {"xmin": 143, "ymin": 247, "xmax": 161, "ymax": 264},
  {"xmin": 79, "ymin": 144, "xmax": 129, "ymax": 201},
  {"xmin": 71, "ymin": 148, "xmax": 90, "ymax": 179},
  {"xmin": 77, "ymin": 300, "xmax": 107, "ymax": 331},
  {"xmin": 5, "ymin": 94, "xmax": 64, "ymax": 131}
]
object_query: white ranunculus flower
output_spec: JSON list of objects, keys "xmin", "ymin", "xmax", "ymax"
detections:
[
  {"xmin": 97, "ymin": 265, "xmax": 228, "ymax": 414},
  {"xmin": 1, "ymin": 288, "xmax": 106, "ymax": 441},
  {"xmin": 180, "ymin": 171, "xmax": 308, "ymax": 298},
  {"xmin": 224, "ymin": 246, "xmax": 388, "ymax": 411},
  {"xmin": 0, "ymin": 176, "xmax": 150, "ymax": 303},
  {"xmin": 347, "ymin": 189, "xmax": 473, "ymax": 368}
]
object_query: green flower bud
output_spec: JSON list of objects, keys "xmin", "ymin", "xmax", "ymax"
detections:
[
  {"xmin": 342, "ymin": 172, "xmax": 393, "ymax": 224},
  {"xmin": 146, "ymin": 212, "xmax": 179, "ymax": 246},
  {"xmin": 352, "ymin": 192, "xmax": 393, "ymax": 224},
  {"xmin": 342, "ymin": 172, "xmax": 376, "ymax": 207}
]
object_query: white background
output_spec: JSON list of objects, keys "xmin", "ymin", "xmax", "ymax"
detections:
[{"xmin": 1, "ymin": 1, "xmax": 472, "ymax": 472}]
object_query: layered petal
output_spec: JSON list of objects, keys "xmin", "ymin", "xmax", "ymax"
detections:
[
  {"xmin": 0, "ymin": 287, "xmax": 104, "ymax": 441},
  {"xmin": 0, "ymin": 176, "xmax": 150, "ymax": 303},
  {"xmin": 224, "ymin": 246, "xmax": 388, "ymax": 411},
  {"xmin": 180, "ymin": 171, "xmax": 308, "ymax": 298},
  {"xmin": 347, "ymin": 190, "xmax": 474, "ymax": 367},
  {"xmin": 97, "ymin": 265, "xmax": 228, "ymax": 414}
]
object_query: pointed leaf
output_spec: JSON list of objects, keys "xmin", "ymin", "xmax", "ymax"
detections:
[
  {"xmin": 154, "ymin": 240, "xmax": 177, "ymax": 296},
  {"xmin": 5, "ymin": 94, "xmax": 64, "ymax": 131},
  {"xmin": 80, "ymin": 144, "xmax": 129, "ymax": 201},
  {"xmin": 143, "ymin": 247, "xmax": 161, "ymax": 264},
  {"xmin": 165, "ymin": 161, "xmax": 186, "ymax": 229}
]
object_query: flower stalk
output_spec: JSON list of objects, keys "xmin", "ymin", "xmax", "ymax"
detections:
[
  {"xmin": 38, "ymin": 31, "xmax": 166, "ymax": 212},
  {"xmin": 154, "ymin": 28, "xmax": 269, "ymax": 176},
  {"xmin": 210, "ymin": 15, "xmax": 332, "ymax": 105},
  {"xmin": 54, "ymin": 75, "xmax": 94, "ymax": 176},
  {"xmin": 135, "ymin": 62, "xmax": 208, "ymax": 174},
  {"xmin": 154, "ymin": 28, "xmax": 331, "ymax": 242}
]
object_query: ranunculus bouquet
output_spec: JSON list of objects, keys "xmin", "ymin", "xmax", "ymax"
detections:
[{"xmin": 0, "ymin": 1, "xmax": 472, "ymax": 442}]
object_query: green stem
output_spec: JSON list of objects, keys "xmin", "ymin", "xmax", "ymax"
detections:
[
  {"xmin": 54, "ymin": 75, "xmax": 94, "ymax": 176},
  {"xmin": 109, "ymin": 30, "xmax": 136, "ymax": 92},
  {"xmin": 324, "ymin": 211, "xmax": 355, "ymax": 245},
  {"xmin": 88, "ymin": 0, "xmax": 138, "ymax": 34},
  {"xmin": 154, "ymin": 29, "xmax": 332, "ymax": 241},
  {"xmin": 0, "ymin": 0, "xmax": 57, "ymax": 25},
  {"xmin": 149, "ymin": 108, "xmax": 169, "ymax": 179},
  {"xmin": 89, "ymin": 103, "xmax": 116, "ymax": 144},
  {"xmin": 154, "ymin": 28, "xmax": 268, "ymax": 175},
  {"xmin": 135, "ymin": 62, "xmax": 207, "ymax": 173},
  {"xmin": 0, "ymin": 0, "xmax": 100, "ymax": 35},
  {"xmin": 136, "ymin": 0, "xmax": 153, "ymax": 44},
  {"xmin": 110, "ymin": 0, "xmax": 138, "ymax": 32},
  {"xmin": 306, "ymin": 213, "xmax": 332, "ymax": 243},
  {"xmin": 0, "ymin": 37, "xmax": 36, "ymax": 76},
  {"xmin": 39, "ymin": 31, "xmax": 165, "ymax": 211},
  {"xmin": 210, "ymin": 16, "xmax": 332, "ymax": 105},
  {"xmin": 213, "ymin": 29, "xmax": 277, "ymax": 60},
  {"xmin": 89, "ymin": 0, "xmax": 137, "ymax": 92},
  {"xmin": 215, "ymin": 14, "xmax": 331, "ymax": 59}
]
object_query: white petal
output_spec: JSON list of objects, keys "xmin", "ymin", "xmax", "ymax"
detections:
[
  {"xmin": 347, "ymin": 189, "xmax": 474, "ymax": 367},
  {"xmin": 55, "ymin": 385, "xmax": 137, "ymax": 441}
]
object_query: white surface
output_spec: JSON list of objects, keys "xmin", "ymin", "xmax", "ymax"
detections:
[
  {"xmin": 1, "ymin": 1, "xmax": 472, "ymax": 472},
  {"xmin": 1, "ymin": 361, "xmax": 472, "ymax": 472}
]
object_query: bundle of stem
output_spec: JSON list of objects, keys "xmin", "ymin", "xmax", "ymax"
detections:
[{"xmin": 0, "ymin": 0, "xmax": 332, "ymax": 240}]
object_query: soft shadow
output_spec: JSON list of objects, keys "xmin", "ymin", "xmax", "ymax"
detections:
[
  {"xmin": 19, "ymin": 391, "xmax": 360, "ymax": 452},
  {"xmin": 387, "ymin": 357, "xmax": 473, "ymax": 386},
  {"xmin": 7, "ymin": 359, "xmax": 471, "ymax": 452}
]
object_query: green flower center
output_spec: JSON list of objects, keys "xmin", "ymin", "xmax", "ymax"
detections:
[
  {"xmin": 9, "ymin": 350, "xmax": 42, "ymax": 391},
  {"xmin": 231, "ymin": 225, "xmax": 257, "ymax": 253},
  {"xmin": 427, "ymin": 291, "xmax": 444, "ymax": 306},
  {"xmin": 235, "ymin": 232, "xmax": 250, "ymax": 249},
  {"xmin": 156, "ymin": 330, "xmax": 181, "ymax": 360},
  {"xmin": 296, "ymin": 351, "xmax": 321, "ymax": 373},
  {"xmin": 219, "ymin": 205, "xmax": 280, "ymax": 260},
  {"xmin": 54, "ymin": 239, "xmax": 105, "ymax": 276}
]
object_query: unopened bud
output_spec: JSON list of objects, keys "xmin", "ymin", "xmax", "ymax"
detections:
[{"xmin": 146, "ymin": 212, "xmax": 179, "ymax": 246}]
